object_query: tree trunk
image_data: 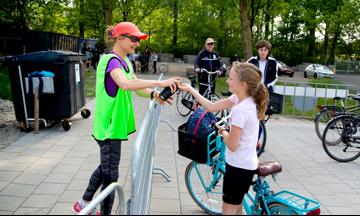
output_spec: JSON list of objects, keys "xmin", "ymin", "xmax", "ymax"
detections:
[
  {"xmin": 307, "ymin": 28, "xmax": 315, "ymax": 57},
  {"xmin": 218, "ymin": 10, "xmax": 225, "ymax": 54},
  {"xmin": 79, "ymin": 0, "xmax": 84, "ymax": 38},
  {"xmin": 173, "ymin": 0, "xmax": 178, "ymax": 44},
  {"xmin": 239, "ymin": 0, "xmax": 253, "ymax": 61},
  {"xmin": 103, "ymin": 0, "xmax": 114, "ymax": 50}
]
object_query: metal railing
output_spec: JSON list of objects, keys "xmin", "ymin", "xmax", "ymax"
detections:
[
  {"xmin": 130, "ymin": 73, "xmax": 172, "ymax": 215},
  {"xmin": 79, "ymin": 183, "xmax": 128, "ymax": 215},
  {"xmin": 274, "ymin": 81, "xmax": 360, "ymax": 118}
]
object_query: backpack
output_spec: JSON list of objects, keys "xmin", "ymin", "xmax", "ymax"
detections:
[{"xmin": 185, "ymin": 106, "xmax": 216, "ymax": 139}]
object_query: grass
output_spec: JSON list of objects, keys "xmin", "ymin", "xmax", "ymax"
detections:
[
  {"xmin": 84, "ymin": 68, "xmax": 96, "ymax": 99},
  {"xmin": 0, "ymin": 66, "xmax": 13, "ymax": 101}
]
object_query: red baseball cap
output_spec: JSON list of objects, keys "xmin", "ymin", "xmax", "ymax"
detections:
[{"xmin": 113, "ymin": 22, "xmax": 148, "ymax": 40}]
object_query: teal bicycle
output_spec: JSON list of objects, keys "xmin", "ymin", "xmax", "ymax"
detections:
[{"xmin": 178, "ymin": 116, "xmax": 321, "ymax": 215}]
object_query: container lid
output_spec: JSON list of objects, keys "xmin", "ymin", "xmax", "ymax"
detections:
[{"xmin": 4, "ymin": 50, "xmax": 87, "ymax": 63}]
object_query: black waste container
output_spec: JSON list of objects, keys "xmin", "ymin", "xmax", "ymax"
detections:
[{"xmin": 4, "ymin": 50, "xmax": 90, "ymax": 131}]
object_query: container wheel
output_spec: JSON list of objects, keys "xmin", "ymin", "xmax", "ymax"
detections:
[
  {"xmin": 63, "ymin": 119, "xmax": 71, "ymax": 131},
  {"xmin": 81, "ymin": 109, "xmax": 91, "ymax": 119}
]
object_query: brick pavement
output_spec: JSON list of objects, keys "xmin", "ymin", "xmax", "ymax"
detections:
[{"xmin": 0, "ymin": 73, "xmax": 359, "ymax": 215}]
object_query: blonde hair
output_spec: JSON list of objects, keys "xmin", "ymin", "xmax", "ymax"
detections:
[
  {"xmin": 105, "ymin": 25, "xmax": 116, "ymax": 43},
  {"xmin": 232, "ymin": 62, "xmax": 269, "ymax": 120}
]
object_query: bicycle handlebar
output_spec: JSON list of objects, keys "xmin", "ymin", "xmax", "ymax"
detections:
[
  {"xmin": 200, "ymin": 68, "xmax": 220, "ymax": 74},
  {"xmin": 209, "ymin": 115, "xmax": 231, "ymax": 134}
]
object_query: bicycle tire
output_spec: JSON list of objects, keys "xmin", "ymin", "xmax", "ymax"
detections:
[
  {"xmin": 315, "ymin": 108, "xmax": 337, "ymax": 142},
  {"xmin": 322, "ymin": 116, "xmax": 360, "ymax": 162},
  {"xmin": 159, "ymin": 64, "xmax": 169, "ymax": 73},
  {"xmin": 257, "ymin": 121, "xmax": 267, "ymax": 157},
  {"xmin": 209, "ymin": 94, "xmax": 221, "ymax": 117},
  {"xmin": 147, "ymin": 63, "xmax": 153, "ymax": 73},
  {"xmin": 261, "ymin": 202, "xmax": 298, "ymax": 215},
  {"xmin": 176, "ymin": 91, "xmax": 193, "ymax": 117},
  {"xmin": 185, "ymin": 162, "xmax": 224, "ymax": 215}
]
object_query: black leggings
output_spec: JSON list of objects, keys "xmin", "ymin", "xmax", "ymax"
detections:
[{"xmin": 82, "ymin": 139, "xmax": 122, "ymax": 215}]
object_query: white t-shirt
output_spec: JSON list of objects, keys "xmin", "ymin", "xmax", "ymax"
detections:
[
  {"xmin": 153, "ymin": 54, "xmax": 158, "ymax": 62},
  {"xmin": 226, "ymin": 95, "xmax": 259, "ymax": 171},
  {"xmin": 259, "ymin": 60, "xmax": 267, "ymax": 84}
]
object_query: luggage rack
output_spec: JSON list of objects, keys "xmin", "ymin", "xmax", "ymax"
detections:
[{"xmin": 18, "ymin": 65, "xmax": 90, "ymax": 131}]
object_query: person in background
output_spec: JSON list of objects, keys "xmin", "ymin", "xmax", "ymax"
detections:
[
  {"xmin": 247, "ymin": 39, "xmax": 278, "ymax": 92},
  {"xmin": 145, "ymin": 45, "xmax": 151, "ymax": 72},
  {"xmin": 194, "ymin": 38, "xmax": 223, "ymax": 96},
  {"xmin": 138, "ymin": 52, "xmax": 148, "ymax": 74},
  {"xmin": 85, "ymin": 47, "xmax": 92, "ymax": 70},
  {"xmin": 71, "ymin": 22, "xmax": 181, "ymax": 215},
  {"xmin": 92, "ymin": 44, "xmax": 101, "ymax": 69},
  {"xmin": 82, "ymin": 43, "xmax": 88, "ymax": 55},
  {"xmin": 152, "ymin": 51, "xmax": 158, "ymax": 73},
  {"xmin": 130, "ymin": 53, "xmax": 138, "ymax": 72},
  {"xmin": 230, "ymin": 53, "xmax": 239, "ymax": 67}
]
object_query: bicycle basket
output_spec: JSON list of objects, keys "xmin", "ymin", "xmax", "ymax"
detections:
[
  {"xmin": 177, "ymin": 122, "xmax": 219, "ymax": 163},
  {"xmin": 266, "ymin": 92, "xmax": 284, "ymax": 115}
]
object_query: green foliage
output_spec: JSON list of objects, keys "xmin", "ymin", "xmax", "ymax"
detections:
[{"xmin": 0, "ymin": 66, "xmax": 12, "ymax": 101}]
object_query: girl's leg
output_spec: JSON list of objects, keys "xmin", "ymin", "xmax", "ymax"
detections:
[
  {"xmin": 99, "ymin": 139, "xmax": 122, "ymax": 215},
  {"xmin": 223, "ymin": 202, "xmax": 242, "ymax": 215},
  {"xmin": 82, "ymin": 165, "xmax": 103, "ymax": 202}
]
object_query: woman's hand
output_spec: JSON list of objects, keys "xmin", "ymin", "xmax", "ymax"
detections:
[
  {"xmin": 178, "ymin": 83, "xmax": 193, "ymax": 92},
  {"xmin": 154, "ymin": 91, "xmax": 174, "ymax": 106},
  {"xmin": 160, "ymin": 77, "xmax": 181, "ymax": 93}
]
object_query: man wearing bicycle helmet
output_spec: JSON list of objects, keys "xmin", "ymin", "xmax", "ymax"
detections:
[{"xmin": 194, "ymin": 38, "xmax": 224, "ymax": 96}]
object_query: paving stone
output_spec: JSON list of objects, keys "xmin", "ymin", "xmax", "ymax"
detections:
[
  {"xmin": 24, "ymin": 165, "xmax": 54, "ymax": 175},
  {"xmin": 13, "ymin": 173, "xmax": 47, "ymax": 186},
  {"xmin": 34, "ymin": 183, "xmax": 67, "ymax": 195},
  {"xmin": 0, "ymin": 184, "xmax": 37, "ymax": 197},
  {"xmin": 13, "ymin": 207, "xmax": 50, "ymax": 215},
  {"xmin": 44, "ymin": 173, "xmax": 75, "ymax": 184},
  {"xmin": 21, "ymin": 194, "xmax": 59, "ymax": 208},
  {"xmin": 149, "ymin": 198, "xmax": 181, "ymax": 213},
  {"xmin": 0, "ymin": 171, "xmax": 21, "ymax": 182},
  {"xmin": 0, "ymin": 162, "xmax": 30, "ymax": 172},
  {"xmin": 33, "ymin": 158, "xmax": 61, "ymax": 167},
  {"xmin": 0, "ymin": 196, "xmax": 26, "ymax": 211},
  {"xmin": 52, "ymin": 164, "xmax": 81, "ymax": 174}
]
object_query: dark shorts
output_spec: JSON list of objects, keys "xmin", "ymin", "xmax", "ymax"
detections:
[{"xmin": 222, "ymin": 163, "xmax": 256, "ymax": 205}]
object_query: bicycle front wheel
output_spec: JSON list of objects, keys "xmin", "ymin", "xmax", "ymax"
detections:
[
  {"xmin": 257, "ymin": 121, "xmax": 267, "ymax": 157},
  {"xmin": 176, "ymin": 91, "xmax": 193, "ymax": 117},
  {"xmin": 147, "ymin": 63, "xmax": 153, "ymax": 73},
  {"xmin": 262, "ymin": 202, "xmax": 298, "ymax": 215},
  {"xmin": 209, "ymin": 94, "xmax": 221, "ymax": 117},
  {"xmin": 315, "ymin": 108, "xmax": 336, "ymax": 142},
  {"xmin": 322, "ymin": 116, "xmax": 360, "ymax": 162},
  {"xmin": 185, "ymin": 162, "xmax": 224, "ymax": 215},
  {"xmin": 159, "ymin": 64, "xmax": 169, "ymax": 73}
]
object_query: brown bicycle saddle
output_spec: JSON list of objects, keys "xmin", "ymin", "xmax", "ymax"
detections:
[{"xmin": 257, "ymin": 160, "xmax": 282, "ymax": 177}]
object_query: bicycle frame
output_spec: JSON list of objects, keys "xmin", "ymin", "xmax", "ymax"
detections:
[{"xmin": 189, "ymin": 116, "xmax": 320, "ymax": 215}]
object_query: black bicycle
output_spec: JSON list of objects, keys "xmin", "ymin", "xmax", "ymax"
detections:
[{"xmin": 176, "ymin": 69, "xmax": 222, "ymax": 117}]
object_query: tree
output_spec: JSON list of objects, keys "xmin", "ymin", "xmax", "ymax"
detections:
[{"xmin": 239, "ymin": 0, "xmax": 253, "ymax": 60}]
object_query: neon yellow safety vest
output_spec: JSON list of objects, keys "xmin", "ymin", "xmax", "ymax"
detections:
[{"xmin": 92, "ymin": 53, "xmax": 136, "ymax": 141}]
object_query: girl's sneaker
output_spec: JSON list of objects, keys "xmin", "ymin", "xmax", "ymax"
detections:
[{"xmin": 71, "ymin": 201, "xmax": 100, "ymax": 215}]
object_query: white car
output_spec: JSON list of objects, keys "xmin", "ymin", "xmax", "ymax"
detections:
[{"xmin": 304, "ymin": 64, "xmax": 335, "ymax": 79}]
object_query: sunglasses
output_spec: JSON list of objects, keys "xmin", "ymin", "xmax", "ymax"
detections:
[
  {"xmin": 207, "ymin": 43, "xmax": 214, "ymax": 46},
  {"xmin": 122, "ymin": 35, "xmax": 141, "ymax": 43}
]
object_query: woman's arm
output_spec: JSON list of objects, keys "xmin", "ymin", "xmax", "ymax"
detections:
[{"xmin": 110, "ymin": 68, "xmax": 180, "ymax": 92}]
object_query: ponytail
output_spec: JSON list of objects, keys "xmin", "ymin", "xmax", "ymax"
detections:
[
  {"xmin": 232, "ymin": 62, "xmax": 269, "ymax": 120},
  {"xmin": 105, "ymin": 25, "xmax": 116, "ymax": 43},
  {"xmin": 253, "ymin": 83, "xmax": 269, "ymax": 120}
]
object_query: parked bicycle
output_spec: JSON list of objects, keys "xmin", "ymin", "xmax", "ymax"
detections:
[
  {"xmin": 176, "ymin": 68, "xmax": 222, "ymax": 117},
  {"xmin": 148, "ymin": 61, "xmax": 169, "ymax": 74},
  {"xmin": 178, "ymin": 116, "xmax": 321, "ymax": 215},
  {"xmin": 322, "ymin": 100, "xmax": 360, "ymax": 162},
  {"xmin": 314, "ymin": 94, "xmax": 360, "ymax": 142}
]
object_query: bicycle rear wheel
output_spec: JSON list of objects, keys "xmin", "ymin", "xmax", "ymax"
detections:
[
  {"xmin": 159, "ymin": 64, "xmax": 169, "ymax": 73},
  {"xmin": 185, "ymin": 162, "xmax": 224, "ymax": 215},
  {"xmin": 262, "ymin": 202, "xmax": 298, "ymax": 215},
  {"xmin": 257, "ymin": 121, "xmax": 267, "ymax": 157},
  {"xmin": 176, "ymin": 91, "xmax": 193, "ymax": 117},
  {"xmin": 322, "ymin": 116, "xmax": 360, "ymax": 162},
  {"xmin": 147, "ymin": 63, "xmax": 153, "ymax": 73},
  {"xmin": 315, "ymin": 108, "xmax": 336, "ymax": 142}
]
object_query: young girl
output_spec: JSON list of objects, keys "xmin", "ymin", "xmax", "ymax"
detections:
[{"xmin": 179, "ymin": 62, "xmax": 269, "ymax": 215}]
